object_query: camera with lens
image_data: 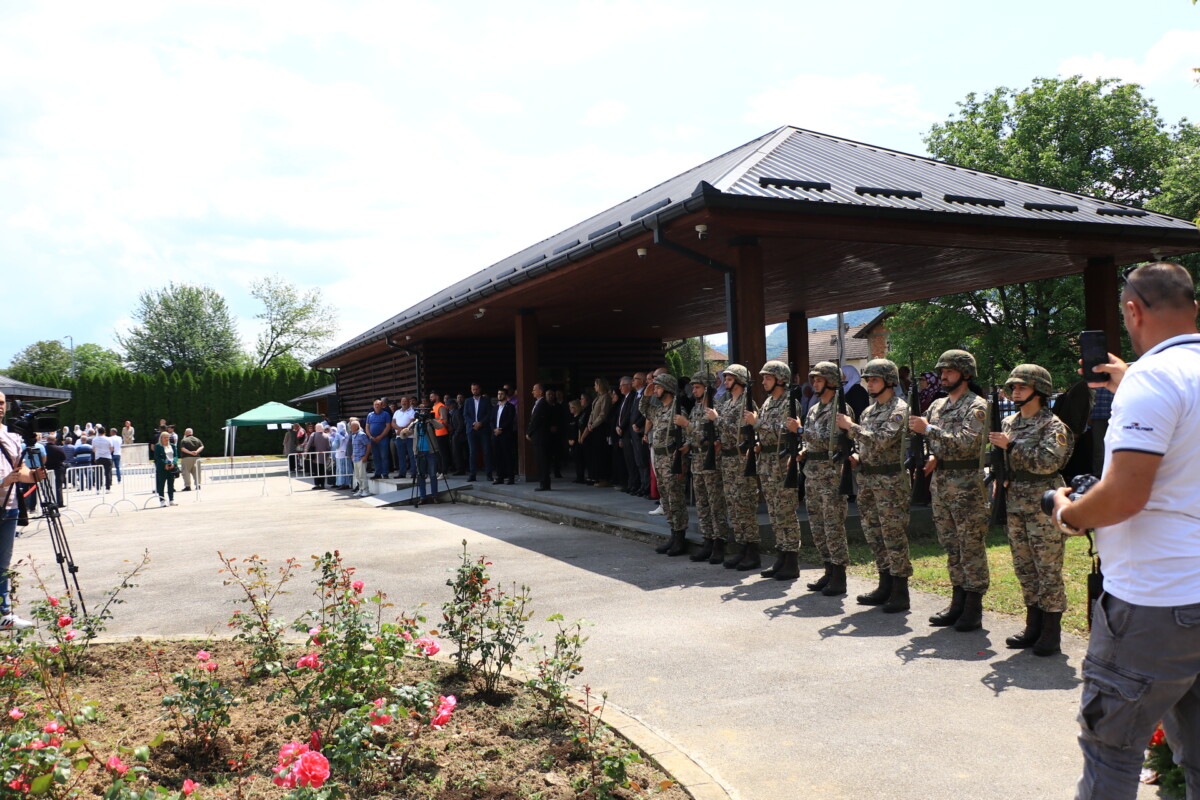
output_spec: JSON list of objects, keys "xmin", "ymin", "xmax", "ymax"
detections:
[
  {"xmin": 5, "ymin": 400, "xmax": 59, "ymax": 445},
  {"xmin": 1041, "ymin": 473, "xmax": 1100, "ymax": 517},
  {"xmin": 412, "ymin": 407, "xmax": 432, "ymax": 423}
]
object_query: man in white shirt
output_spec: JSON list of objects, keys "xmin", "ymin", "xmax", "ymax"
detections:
[
  {"xmin": 108, "ymin": 427, "xmax": 123, "ymax": 484},
  {"xmin": 392, "ymin": 397, "xmax": 416, "ymax": 478},
  {"xmin": 0, "ymin": 393, "xmax": 35, "ymax": 629},
  {"xmin": 1050, "ymin": 262, "xmax": 1200, "ymax": 799},
  {"xmin": 91, "ymin": 425, "xmax": 115, "ymax": 490}
]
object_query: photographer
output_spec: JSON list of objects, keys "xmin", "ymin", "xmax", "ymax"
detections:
[
  {"xmin": 402, "ymin": 406, "xmax": 444, "ymax": 504},
  {"xmin": 0, "ymin": 392, "xmax": 37, "ymax": 629},
  {"xmin": 1048, "ymin": 262, "xmax": 1200, "ymax": 799}
]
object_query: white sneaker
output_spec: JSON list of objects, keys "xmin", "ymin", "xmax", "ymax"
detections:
[
  {"xmin": 648, "ymin": 505, "xmax": 664, "ymax": 516},
  {"xmin": 0, "ymin": 614, "xmax": 34, "ymax": 631},
  {"xmin": 159, "ymin": 498, "xmax": 167, "ymax": 508},
  {"xmin": 169, "ymin": 501, "xmax": 178, "ymax": 506}
]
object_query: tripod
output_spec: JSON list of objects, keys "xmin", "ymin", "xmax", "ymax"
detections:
[{"xmin": 409, "ymin": 447, "xmax": 458, "ymax": 508}]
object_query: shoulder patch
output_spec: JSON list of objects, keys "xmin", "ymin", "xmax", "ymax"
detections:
[
  {"xmin": 891, "ymin": 413, "xmax": 903, "ymax": 423},
  {"xmin": 974, "ymin": 409, "xmax": 986, "ymax": 421},
  {"xmin": 1056, "ymin": 432, "xmax": 1068, "ymax": 447}
]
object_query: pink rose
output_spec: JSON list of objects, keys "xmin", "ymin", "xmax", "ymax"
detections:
[
  {"xmin": 309, "ymin": 730, "xmax": 321, "ymax": 751},
  {"xmin": 202, "ymin": 661, "xmax": 218, "ymax": 672},
  {"xmin": 105, "ymin": 755, "xmax": 129, "ymax": 775},
  {"xmin": 369, "ymin": 699, "xmax": 392, "ymax": 726},
  {"xmin": 42, "ymin": 722, "xmax": 66, "ymax": 734},
  {"xmin": 56, "ymin": 615, "xmax": 72, "ymax": 628},
  {"xmin": 63, "ymin": 630, "xmax": 79, "ymax": 642},
  {"xmin": 351, "ymin": 581, "xmax": 364, "ymax": 593},
  {"xmin": 181, "ymin": 778, "xmax": 198, "ymax": 796},
  {"xmin": 296, "ymin": 653, "xmax": 323, "ymax": 671},
  {"xmin": 401, "ymin": 631, "xmax": 413, "ymax": 642},
  {"xmin": 27, "ymin": 739, "xmax": 46, "ymax": 750},
  {"xmin": 195, "ymin": 650, "xmax": 211, "ymax": 661},
  {"xmin": 415, "ymin": 636, "xmax": 440, "ymax": 657},
  {"xmin": 47, "ymin": 596, "xmax": 59, "ymax": 607},
  {"xmin": 431, "ymin": 695, "xmax": 456, "ymax": 729},
  {"xmin": 292, "ymin": 750, "xmax": 330, "ymax": 788},
  {"xmin": 47, "ymin": 644, "xmax": 60, "ymax": 655},
  {"xmin": 8, "ymin": 708, "xmax": 23, "ymax": 720},
  {"xmin": 8, "ymin": 779, "xmax": 28, "ymax": 792}
]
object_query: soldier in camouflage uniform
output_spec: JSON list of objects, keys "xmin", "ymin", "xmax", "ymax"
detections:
[
  {"xmin": 646, "ymin": 373, "xmax": 689, "ymax": 556},
  {"xmin": 909, "ymin": 349, "xmax": 989, "ymax": 632},
  {"xmin": 837, "ymin": 358, "xmax": 912, "ymax": 611},
  {"xmin": 988, "ymin": 364, "xmax": 1073, "ymax": 656},
  {"xmin": 705, "ymin": 364, "xmax": 761, "ymax": 570},
  {"xmin": 675, "ymin": 372, "xmax": 730, "ymax": 563},
  {"xmin": 801, "ymin": 361, "xmax": 854, "ymax": 596},
  {"xmin": 746, "ymin": 361, "xmax": 803, "ymax": 581}
]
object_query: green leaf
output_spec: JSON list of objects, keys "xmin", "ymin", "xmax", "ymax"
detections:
[
  {"xmin": 134, "ymin": 745, "xmax": 150, "ymax": 762},
  {"xmin": 30, "ymin": 773, "xmax": 53, "ymax": 795},
  {"xmin": 148, "ymin": 732, "xmax": 165, "ymax": 747}
]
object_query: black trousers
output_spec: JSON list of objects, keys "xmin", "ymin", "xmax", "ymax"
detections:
[
  {"xmin": 493, "ymin": 434, "xmax": 514, "ymax": 481},
  {"xmin": 533, "ymin": 437, "xmax": 551, "ymax": 489}
]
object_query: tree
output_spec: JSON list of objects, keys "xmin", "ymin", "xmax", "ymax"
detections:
[
  {"xmin": 250, "ymin": 275, "xmax": 338, "ymax": 370},
  {"xmin": 119, "ymin": 283, "xmax": 243, "ymax": 374},
  {"xmin": 7, "ymin": 340, "xmax": 71, "ymax": 382},
  {"xmin": 73, "ymin": 343, "xmax": 124, "ymax": 376},
  {"xmin": 886, "ymin": 76, "xmax": 1200, "ymax": 386}
]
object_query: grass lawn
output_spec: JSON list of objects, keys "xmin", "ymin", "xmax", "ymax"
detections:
[{"xmin": 820, "ymin": 527, "xmax": 1096, "ymax": 636}]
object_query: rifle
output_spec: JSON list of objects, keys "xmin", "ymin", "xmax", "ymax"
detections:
[
  {"xmin": 986, "ymin": 383, "xmax": 1008, "ymax": 526},
  {"xmin": 738, "ymin": 391, "xmax": 758, "ymax": 477},
  {"xmin": 702, "ymin": 418, "xmax": 718, "ymax": 472},
  {"xmin": 783, "ymin": 384, "xmax": 801, "ymax": 489},
  {"xmin": 905, "ymin": 357, "xmax": 929, "ymax": 505},
  {"xmin": 669, "ymin": 396, "xmax": 686, "ymax": 477},
  {"xmin": 830, "ymin": 383, "xmax": 855, "ymax": 497}
]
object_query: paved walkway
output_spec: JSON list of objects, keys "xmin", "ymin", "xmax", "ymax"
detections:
[{"xmin": 19, "ymin": 478, "xmax": 1157, "ymax": 800}]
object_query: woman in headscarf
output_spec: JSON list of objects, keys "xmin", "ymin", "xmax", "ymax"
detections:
[
  {"xmin": 918, "ymin": 371, "xmax": 945, "ymax": 413},
  {"xmin": 329, "ymin": 422, "xmax": 348, "ymax": 489},
  {"xmin": 911, "ymin": 371, "xmax": 944, "ymax": 506}
]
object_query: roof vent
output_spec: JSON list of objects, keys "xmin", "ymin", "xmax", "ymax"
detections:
[
  {"xmin": 496, "ymin": 267, "xmax": 517, "ymax": 278},
  {"xmin": 1024, "ymin": 202, "xmax": 1078, "ymax": 213},
  {"xmin": 759, "ymin": 177, "xmax": 832, "ymax": 191},
  {"xmin": 631, "ymin": 197, "xmax": 671, "ymax": 221},
  {"xmin": 552, "ymin": 239, "xmax": 580, "ymax": 255},
  {"xmin": 587, "ymin": 221, "xmax": 622, "ymax": 240},
  {"xmin": 855, "ymin": 186, "xmax": 922, "ymax": 199},
  {"xmin": 521, "ymin": 254, "xmax": 546, "ymax": 268},
  {"xmin": 1096, "ymin": 207, "xmax": 1149, "ymax": 217},
  {"xmin": 944, "ymin": 194, "xmax": 1004, "ymax": 208}
]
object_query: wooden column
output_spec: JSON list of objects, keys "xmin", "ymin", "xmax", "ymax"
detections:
[
  {"xmin": 1084, "ymin": 255, "xmax": 1121, "ymax": 354},
  {"xmin": 731, "ymin": 237, "xmax": 766, "ymax": 403},
  {"xmin": 515, "ymin": 309, "xmax": 539, "ymax": 479},
  {"xmin": 787, "ymin": 310, "xmax": 808, "ymax": 381}
]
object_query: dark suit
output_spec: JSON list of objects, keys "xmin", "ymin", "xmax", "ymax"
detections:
[
  {"xmin": 491, "ymin": 402, "xmax": 517, "ymax": 483},
  {"xmin": 621, "ymin": 390, "xmax": 649, "ymax": 495},
  {"xmin": 527, "ymin": 397, "xmax": 553, "ymax": 489},
  {"xmin": 463, "ymin": 394, "xmax": 493, "ymax": 480}
]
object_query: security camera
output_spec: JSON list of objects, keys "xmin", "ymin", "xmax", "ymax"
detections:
[
  {"xmin": 636, "ymin": 248, "xmax": 648, "ymax": 259},
  {"xmin": 695, "ymin": 224, "xmax": 708, "ymax": 240}
]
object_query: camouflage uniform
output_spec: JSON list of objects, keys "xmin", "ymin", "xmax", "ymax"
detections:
[
  {"xmin": 755, "ymin": 390, "xmax": 801, "ymax": 552},
  {"xmin": 849, "ymin": 394, "xmax": 912, "ymax": 577},
  {"xmin": 714, "ymin": 389, "xmax": 759, "ymax": 544},
  {"xmin": 687, "ymin": 398, "xmax": 729, "ymax": 542},
  {"xmin": 802, "ymin": 399, "xmax": 851, "ymax": 566},
  {"xmin": 926, "ymin": 390, "xmax": 990, "ymax": 594},
  {"xmin": 1002, "ymin": 406, "xmax": 1073, "ymax": 612},
  {"xmin": 647, "ymin": 394, "xmax": 688, "ymax": 533}
]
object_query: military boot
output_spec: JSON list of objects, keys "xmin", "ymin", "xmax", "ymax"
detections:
[
  {"xmin": 953, "ymin": 591, "xmax": 984, "ymax": 632},
  {"xmin": 821, "ymin": 564, "xmax": 847, "ymax": 596},
  {"xmin": 807, "ymin": 562, "xmax": 832, "ymax": 592},
  {"xmin": 655, "ymin": 535, "xmax": 673, "ymax": 554},
  {"xmin": 774, "ymin": 552, "xmax": 800, "ymax": 581},
  {"xmin": 723, "ymin": 542, "xmax": 746, "ymax": 569},
  {"xmin": 666, "ymin": 530, "xmax": 689, "ymax": 557},
  {"xmin": 691, "ymin": 538, "xmax": 715, "ymax": 563},
  {"xmin": 856, "ymin": 571, "xmax": 893, "ymax": 606},
  {"xmin": 735, "ymin": 542, "xmax": 761, "ymax": 571},
  {"xmin": 760, "ymin": 551, "xmax": 786, "ymax": 578},
  {"xmin": 1005, "ymin": 606, "xmax": 1044, "ymax": 649},
  {"xmin": 881, "ymin": 576, "xmax": 910, "ymax": 613},
  {"xmin": 1032, "ymin": 611, "xmax": 1062, "ymax": 657},
  {"xmin": 708, "ymin": 539, "xmax": 726, "ymax": 565},
  {"xmin": 929, "ymin": 587, "xmax": 965, "ymax": 627}
]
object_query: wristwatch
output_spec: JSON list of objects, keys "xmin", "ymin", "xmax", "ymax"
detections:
[{"xmin": 1056, "ymin": 505, "xmax": 1081, "ymax": 535}]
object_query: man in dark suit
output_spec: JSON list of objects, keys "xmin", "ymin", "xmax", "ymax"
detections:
[
  {"xmin": 526, "ymin": 383, "xmax": 553, "ymax": 491},
  {"xmin": 463, "ymin": 383, "xmax": 493, "ymax": 482},
  {"xmin": 491, "ymin": 388, "xmax": 517, "ymax": 485},
  {"xmin": 614, "ymin": 377, "xmax": 639, "ymax": 495}
]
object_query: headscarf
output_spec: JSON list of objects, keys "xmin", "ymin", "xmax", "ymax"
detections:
[{"xmin": 919, "ymin": 371, "xmax": 944, "ymax": 413}]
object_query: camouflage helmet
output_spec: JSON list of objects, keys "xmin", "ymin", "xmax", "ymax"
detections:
[
  {"xmin": 652, "ymin": 373, "xmax": 679, "ymax": 395},
  {"xmin": 690, "ymin": 371, "xmax": 716, "ymax": 389},
  {"xmin": 861, "ymin": 358, "xmax": 900, "ymax": 386},
  {"xmin": 724, "ymin": 363, "xmax": 751, "ymax": 386},
  {"xmin": 759, "ymin": 360, "xmax": 791, "ymax": 385},
  {"xmin": 934, "ymin": 349, "xmax": 977, "ymax": 378},
  {"xmin": 1004, "ymin": 364, "xmax": 1053, "ymax": 396},
  {"xmin": 808, "ymin": 361, "xmax": 841, "ymax": 386}
]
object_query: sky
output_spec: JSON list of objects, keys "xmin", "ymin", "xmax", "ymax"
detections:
[{"xmin": 0, "ymin": 1, "xmax": 1196, "ymax": 367}]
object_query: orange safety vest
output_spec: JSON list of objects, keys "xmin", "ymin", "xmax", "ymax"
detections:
[{"xmin": 432, "ymin": 402, "xmax": 449, "ymax": 436}]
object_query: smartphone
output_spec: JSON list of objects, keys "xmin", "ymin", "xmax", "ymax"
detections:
[{"xmin": 1080, "ymin": 330, "xmax": 1109, "ymax": 383}]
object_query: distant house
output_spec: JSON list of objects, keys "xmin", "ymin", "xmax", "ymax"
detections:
[
  {"xmin": 778, "ymin": 323, "xmax": 871, "ymax": 376},
  {"xmin": 702, "ymin": 345, "xmax": 727, "ymax": 373},
  {"xmin": 853, "ymin": 310, "xmax": 892, "ymax": 360}
]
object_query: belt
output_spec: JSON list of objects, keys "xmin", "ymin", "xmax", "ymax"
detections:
[
  {"xmin": 759, "ymin": 442, "xmax": 791, "ymax": 455},
  {"xmin": 652, "ymin": 446, "xmax": 671, "ymax": 457},
  {"xmin": 859, "ymin": 463, "xmax": 901, "ymax": 476},
  {"xmin": 939, "ymin": 459, "xmax": 979, "ymax": 471},
  {"xmin": 721, "ymin": 449, "xmax": 740, "ymax": 458},
  {"xmin": 1009, "ymin": 469, "xmax": 1057, "ymax": 483},
  {"xmin": 805, "ymin": 451, "xmax": 830, "ymax": 461}
]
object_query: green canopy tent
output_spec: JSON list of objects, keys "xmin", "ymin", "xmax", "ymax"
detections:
[{"xmin": 223, "ymin": 401, "xmax": 324, "ymax": 456}]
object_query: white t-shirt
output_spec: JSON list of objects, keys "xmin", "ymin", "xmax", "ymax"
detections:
[
  {"xmin": 109, "ymin": 434, "xmax": 122, "ymax": 456},
  {"xmin": 393, "ymin": 408, "xmax": 416, "ymax": 429},
  {"xmin": 91, "ymin": 434, "xmax": 113, "ymax": 459},
  {"xmin": 1099, "ymin": 333, "xmax": 1200, "ymax": 607}
]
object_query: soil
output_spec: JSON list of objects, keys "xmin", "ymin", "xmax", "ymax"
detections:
[{"xmin": 9, "ymin": 641, "xmax": 690, "ymax": 800}]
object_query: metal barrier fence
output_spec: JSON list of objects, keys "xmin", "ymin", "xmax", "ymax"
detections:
[
  {"xmin": 287, "ymin": 452, "xmax": 355, "ymax": 495},
  {"xmin": 63, "ymin": 465, "xmax": 117, "ymax": 517}
]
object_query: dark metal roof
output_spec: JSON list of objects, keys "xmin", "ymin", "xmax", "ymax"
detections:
[
  {"xmin": 314, "ymin": 125, "xmax": 1199, "ymax": 366},
  {"xmin": 0, "ymin": 376, "xmax": 73, "ymax": 402},
  {"xmin": 289, "ymin": 383, "xmax": 338, "ymax": 405}
]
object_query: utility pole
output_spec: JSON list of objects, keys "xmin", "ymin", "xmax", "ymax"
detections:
[{"xmin": 63, "ymin": 335, "xmax": 75, "ymax": 378}]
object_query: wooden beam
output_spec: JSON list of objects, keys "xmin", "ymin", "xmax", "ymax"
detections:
[
  {"xmin": 1083, "ymin": 255, "xmax": 1120, "ymax": 353},
  {"xmin": 515, "ymin": 309, "xmax": 539, "ymax": 479},
  {"xmin": 787, "ymin": 310, "xmax": 808, "ymax": 379},
  {"xmin": 731, "ymin": 237, "xmax": 767, "ymax": 403}
]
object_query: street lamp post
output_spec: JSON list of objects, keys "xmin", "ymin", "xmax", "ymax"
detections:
[{"xmin": 63, "ymin": 335, "xmax": 75, "ymax": 379}]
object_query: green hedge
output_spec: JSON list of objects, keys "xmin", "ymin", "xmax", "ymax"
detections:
[{"xmin": 22, "ymin": 368, "xmax": 328, "ymax": 456}]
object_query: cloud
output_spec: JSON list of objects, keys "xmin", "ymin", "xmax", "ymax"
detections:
[
  {"xmin": 743, "ymin": 73, "xmax": 938, "ymax": 141},
  {"xmin": 469, "ymin": 92, "xmax": 523, "ymax": 115},
  {"xmin": 580, "ymin": 100, "xmax": 629, "ymax": 127},
  {"xmin": 1058, "ymin": 29, "xmax": 1200, "ymax": 88}
]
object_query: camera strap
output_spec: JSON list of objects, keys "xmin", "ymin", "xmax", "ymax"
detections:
[{"xmin": 0, "ymin": 433, "xmax": 24, "ymax": 515}]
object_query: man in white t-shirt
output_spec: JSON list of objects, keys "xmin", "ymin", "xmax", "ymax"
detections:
[
  {"xmin": 91, "ymin": 426, "xmax": 115, "ymax": 490},
  {"xmin": 1050, "ymin": 262, "xmax": 1200, "ymax": 800},
  {"xmin": 392, "ymin": 397, "xmax": 416, "ymax": 478}
]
